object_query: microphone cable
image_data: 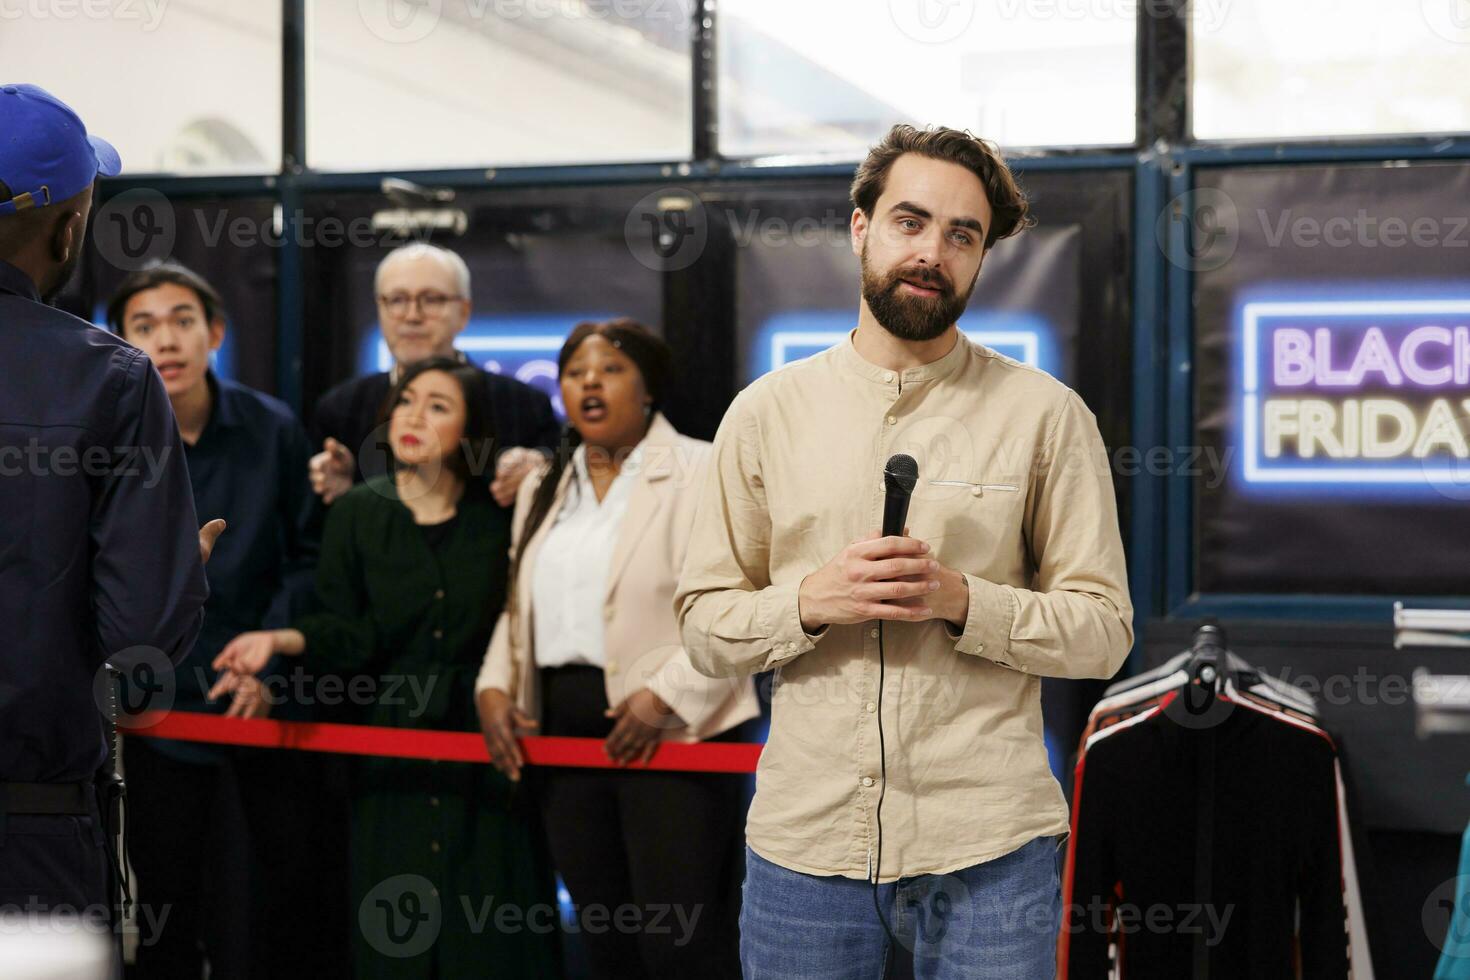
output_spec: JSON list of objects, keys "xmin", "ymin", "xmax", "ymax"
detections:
[{"xmin": 872, "ymin": 619, "xmax": 897, "ymax": 956}]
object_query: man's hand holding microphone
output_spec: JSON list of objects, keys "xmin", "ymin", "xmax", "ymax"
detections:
[{"xmin": 796, "ymin": 453, "xmax": 969, "ymax": 634}]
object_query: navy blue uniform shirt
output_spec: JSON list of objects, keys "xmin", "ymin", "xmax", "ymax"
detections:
[
  {"xmin": 0, "ymin": 258, "xmax": 208, "ymax": 783},
  {"xmin": 173, "ymin": 373, "xmax": 320, "ymax": 720}
]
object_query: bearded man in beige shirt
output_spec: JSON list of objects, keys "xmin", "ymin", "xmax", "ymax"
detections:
[{"xmin": 675, "ymin": 124, "xmax": 1134, "ymax": 980}]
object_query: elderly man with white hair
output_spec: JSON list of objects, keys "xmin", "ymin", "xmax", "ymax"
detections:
[{"xmin": 308, "ymin": 242, "xmax": 560, "ymax": 507}]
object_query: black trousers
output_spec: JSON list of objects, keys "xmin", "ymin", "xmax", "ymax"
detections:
[
  {"xmin": 0, "ymin": 787, "xmax": 119, "ymax": 978},
  {"xmin": 535, "ymin": 665, "xmax": 748, "ymax": 980},
  {"xmin": 124, "ymin": 736, "xmax": 351, "ymax": 980},
  {"xmin": 0, "ymin": 790, "xmax": 113, "ymax": 911}
]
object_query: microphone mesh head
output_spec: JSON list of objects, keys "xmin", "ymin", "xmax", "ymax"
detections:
[{"xmin": 884, "ymin": 453, "xmax": 919, "ymax": 494}]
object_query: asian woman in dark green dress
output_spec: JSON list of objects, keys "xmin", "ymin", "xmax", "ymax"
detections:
[{"xmin": 212, "ymin": 357, "xmax": 560, "ymax": 979}]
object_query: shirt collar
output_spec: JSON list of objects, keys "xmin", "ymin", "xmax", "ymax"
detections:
[
  {"xmin": 387, "ymin": 348, "xmax": 471, "ymax": 385},
  {"xmin": 572, "ymin": 438, "xmax": 646, "ymax": 491},
  {"xmin": 189, "ymin": 371, "xmax": 236, "ymax": 448},
  {"xmin": 835, "ymin": 327, "xmax": 971, "ymax": 387},
  {"xmin": 0, "ymin": 259, "xmax": 41, "ymax": 302},
  {"xmin": 206, "ymin": 371, "xmax": 244, "ymax": 430}
]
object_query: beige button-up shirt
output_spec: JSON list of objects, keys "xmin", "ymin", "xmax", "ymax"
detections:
[{"xmin": 674, "ymin": 329, "xmax": 1133, "ymax": 882}]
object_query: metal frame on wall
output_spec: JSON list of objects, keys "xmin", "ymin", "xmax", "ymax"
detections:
[{"xmin": 89, "ymin": 0, "xmax": 1470, "ymax": 636}]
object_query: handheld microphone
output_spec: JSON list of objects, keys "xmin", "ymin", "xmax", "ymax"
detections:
[{"xmin": 882, "ymin": 454, "xmax": 919, "ymax": 537}]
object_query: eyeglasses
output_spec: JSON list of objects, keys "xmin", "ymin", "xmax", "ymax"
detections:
[{"xmin": 378, "ymin": 292, "xmax": 465, "ymax": 317}]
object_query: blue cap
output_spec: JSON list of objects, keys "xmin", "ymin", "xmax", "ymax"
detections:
[{"xmin": 0, "ymin": 83, "xmax": 121, "ymax": 216}]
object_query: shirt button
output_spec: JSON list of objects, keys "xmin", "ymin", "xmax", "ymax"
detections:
[
  {"xmin": 884, "ymin": 372, "xmax": 895, "ymax": 383},
  {"xmin": 607, "ymin": 662, "xmax": 619, "ymax": 675},
  {"xmin": 861, "ymin": 776, "xmax": 875, "ymax": 788},
  {"xmin": 976, "ymin": 643, "xmax": 985, "ymax": 653},
  {"xmin": 865, "ymin": 701, "xmax": 876, "ymax": 713},
  {"xmin": 971, "ymin": 485, "xmax": 984, "ymax": 497},
  {"xmin": 869, "ymin": 628, "xmax": 879, "ymax": 639},
  {"xmin": 434, "ymin": 589, "xmax": 445, "ymax": 599},
  {"xmin": 886, "ymin": 415, "xmax": 897, "ymax": 426},
  {"xmin": 433, "ymin": 629, "xmax": 443, "ymax": 639}
]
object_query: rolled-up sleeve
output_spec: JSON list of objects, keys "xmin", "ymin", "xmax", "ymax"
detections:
[
  {"xmin": 675, "ymin": 391, "xmax": 824, "ymax": 679},
  {"xmin": 91, "ymin": 354, "xmax": 208, "ymax": 669},
  {"xmin": 945, "ymin": 390, "xmax": 1133, "ymax": 679}
]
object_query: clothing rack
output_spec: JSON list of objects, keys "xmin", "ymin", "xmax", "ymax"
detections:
[
  {"xmin": 1413, "ymin": 670, "xmax": 1470, "ymax": 738},
  {"xmin": 1394, "ymin": 602, "xmax": 1470, "ymax": 650},
  {"xmin": 1394, "ymin": 603, "xmax": 1470, "ymax": 735},
  {"xmin": 1187, "ymin": 624, "xmax": 1225, "ymax": 980}
]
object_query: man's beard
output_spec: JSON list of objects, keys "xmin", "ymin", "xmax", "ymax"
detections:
[{"xmin": 860, "ymin": 242, "xmax": 974, "ymax": 342}]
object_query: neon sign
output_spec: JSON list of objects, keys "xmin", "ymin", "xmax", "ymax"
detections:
[{"xmin": 1241, "ymin": 298, "xmax": 1470, "ymax": 486}]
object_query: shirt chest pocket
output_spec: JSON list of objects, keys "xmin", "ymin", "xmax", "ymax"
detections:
[{"xmin": 906, "ymin": 476, "xmax": 1028, "ymax": 567}]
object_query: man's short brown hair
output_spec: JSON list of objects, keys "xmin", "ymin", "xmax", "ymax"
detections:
[{"xmin": 850, "ymin": 124, "xmax": 1033, "ymax": 249}]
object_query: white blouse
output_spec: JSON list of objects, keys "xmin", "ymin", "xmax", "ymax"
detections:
[{"xmin": 529, "ymin": 443, "xmax": 642, "ymax": 669}]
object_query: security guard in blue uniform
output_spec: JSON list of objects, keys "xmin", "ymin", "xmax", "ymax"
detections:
[{"xmin": 0, "ymin": 84, "xmax": 223, "ymax": 937}]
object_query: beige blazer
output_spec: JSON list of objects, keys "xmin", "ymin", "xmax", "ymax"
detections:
[{"xmin": 476, "ymin": 413, "xmax": 759, "ymax": 741}]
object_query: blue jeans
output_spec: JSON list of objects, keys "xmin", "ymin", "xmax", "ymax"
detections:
[{"xmin": 740, "ymin": 837, "xmax": 1062, "ymax": 980}]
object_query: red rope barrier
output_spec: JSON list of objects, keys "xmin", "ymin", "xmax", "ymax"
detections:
[{"xmin": 125, "ymin": 711, "xmax": 764, "ymax": 774}]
